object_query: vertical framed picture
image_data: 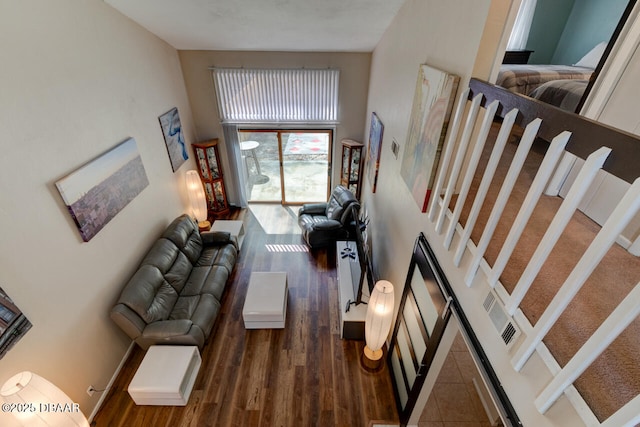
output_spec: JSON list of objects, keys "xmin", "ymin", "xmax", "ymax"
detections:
[
  {"xmin": 401, "ymin": 64, "xmax": 459, "ymax": 212},
  {"xmin": 55, "ymin": 138, "xmax": 149, "ymax": 242},
  {"xmin": 366, "ymin": 112, "xmax": 384, "ymax": 193},
  {"xmin": 159, "ymin": 107, "xmax": 188, "ymax": 172}
]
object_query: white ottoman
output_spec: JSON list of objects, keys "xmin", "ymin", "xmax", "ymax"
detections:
[
  {"xmin": 243, "ymin": 272, "xmax": 288, "ymax": 329},
  {"xmin": 128, "ymin": 346, "xmax": 201, "ymax": 406}
]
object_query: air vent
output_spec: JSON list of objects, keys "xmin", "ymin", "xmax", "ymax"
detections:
[
  {"xmin": 483, "ymin": 292, "xmax": 495, "ymax": 312},
  {"xmin": 483, "ymin": 290, "xmax": 521, "ymax": 349}
]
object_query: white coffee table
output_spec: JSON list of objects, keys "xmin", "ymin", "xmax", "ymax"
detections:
[
  {"xmin": 210, "ymin": 219, "xmax": 245, "ymax": 248},
  {"xmin": 128, "ymin": 346, "xmax": 201, "ymax": 406},
  {"xmin": 243, "ymin": 272, "xmax": 288, "ymax": 329}
]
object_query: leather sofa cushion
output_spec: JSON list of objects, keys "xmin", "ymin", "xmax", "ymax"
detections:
[
  {"xmin": 119, "ymin": 265, "xmax": 178, "ymax": 323},
  {"xmin": 162, "ymin": 215, "xmax": 203, "ymax": 264},
  {"xmin": 181, "ymin": 265, "xmax": 229, "ymax": 301},
  {"xmin": 141, "ymin": 238, "xmax": 191, "ymax": 293},
  {"xmin": 170, "ymin": 293, "xmax": 220, "ymax": 339},
  {"xmin": 196, "ymin": 244, "xmax": 237, "ymax": 275}
]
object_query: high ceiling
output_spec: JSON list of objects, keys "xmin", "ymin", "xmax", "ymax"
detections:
[{"xmin": 104, "ymin": 0, "xmax": 407, "ymax": 52}]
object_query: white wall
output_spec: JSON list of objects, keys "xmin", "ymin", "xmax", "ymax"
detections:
[
  {"xmin": 0, "ymin": 0, "xmax": 196, "ymax": 421},
  {"xmin": 361, "ymin": 0, "xmax": 494, "ymax": 311}
]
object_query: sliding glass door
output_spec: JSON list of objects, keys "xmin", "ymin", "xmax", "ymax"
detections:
[{"xmin": 238, "ymin": 130, "xmax": 331, "ymax": 204}]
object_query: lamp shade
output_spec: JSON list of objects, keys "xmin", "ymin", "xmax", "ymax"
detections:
[
  {"xmin": 365, "ymin": 280, "xmax": 395, "ymax": 354},
  {"xmin": 185, "ymin": 170, "xmax": 208, "ymax": 224},
  {"xmin": 0, "ymin": 371, "xmax": 89, "ymax": 426}
]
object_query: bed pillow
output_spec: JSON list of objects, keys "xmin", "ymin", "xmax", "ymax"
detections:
[{"xmin": 574, "ymin": 41, "xmax": 608, "ymax": 69}]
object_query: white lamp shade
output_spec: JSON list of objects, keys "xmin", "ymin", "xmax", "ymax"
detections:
[
  {"xmin": 365, "ymin": 280, "xmax": 395, "ymax": 352},
  {"xmin": 0, "ymin": 371, "xmax": 89, "ymax": 426},
  {"xmin": 185, "ymin": 170, "xmax": 208, "ymax": 223}
]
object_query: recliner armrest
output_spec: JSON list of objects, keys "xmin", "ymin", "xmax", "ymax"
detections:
[
  {"xmin": 299, "ymin": 203, "xmax": 328, "ymax": 216},
  {"xmin": 312, "ymin": 219, "xmax": 342, "ymax": 231}
]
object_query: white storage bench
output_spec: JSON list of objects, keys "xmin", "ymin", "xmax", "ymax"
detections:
[
  {"xmin": 242, "ymin": 272, "xmax": 288, "ymax": 329},
  {"xmin": 128, "ymin": 345, "xmax": 201, "ymax": 406}
]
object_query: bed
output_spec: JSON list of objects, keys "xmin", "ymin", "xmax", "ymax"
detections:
[
  {"xmin": 528, "ymin": 78, "xmax": 589, "ymax": 111},
  {"xmin": 495, "ymin": 42, "xmax": 606, "ymax": 109},
  {"xmin": 496, "ymin": 64, "xmax": 593, "ymax": 96}
]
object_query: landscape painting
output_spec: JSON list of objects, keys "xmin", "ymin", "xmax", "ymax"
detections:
[
  {"xmin": 56, "ymin": 138, "xmax": 149, "ymax": 242},
  {"xmin": 401, "ymin": 64, "xmax": 459, "ymax": 212},
  {"xmin": 159, "ymin": 107, "xmax": 188, "ymax": 172}
]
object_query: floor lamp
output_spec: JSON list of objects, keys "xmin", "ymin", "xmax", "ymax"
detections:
[
  {"xmin": 185, "ymin": 170, "xmax": 211, "ymax": 231},
  {"xmin": 362, "ymin": 280, "xmax": 394, "ymax": 372},
  {"xmin": 0, "ymin": 371, "xmax": 89, "ymax": 426}
]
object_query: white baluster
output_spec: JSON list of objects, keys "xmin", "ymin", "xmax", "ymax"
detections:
[
  {"xmin": 453, "ymin": 108, "xmax": 517, "ymax": 266},
  {"xmin": 506, "ymin": 146, "xmax": 611, "ymax": 317},
  {"xmin": 444, "ymin": 100, "xmax": 499, "ymax": 250},
  {"xmin": 427, "ymin": 88, "xmax": 470, "ymax": 222},
  {"xmin": 535, "ymin": 281, "xmax": 640, "ymax": 414},
  {"xmin": 512, "ymin": 176, "xmax": 640, "ymax": 372},
  {"xmin": 484, "ymin": 132, "xmax": 571, "ymax": 287},
  {"xmin": 435, "ymin": 93, "xmax": 484, "ymax": 234}
]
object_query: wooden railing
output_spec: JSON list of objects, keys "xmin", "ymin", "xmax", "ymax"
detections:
[{"xmin": 425, "ymin": 79, "xmax": 640, "ymax": 427}]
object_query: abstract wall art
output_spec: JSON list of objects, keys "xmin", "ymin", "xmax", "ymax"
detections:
[
  {"xmin": 401, "ymin": 64, "xmax": 459, "ymax": 212},
  {"xmin": 159, "ymin": 107, "xmax": 188, "ymax": 172},
  {"xmin": 366, "ymin": 112, "xmax": 384, "ymax": 193},
  {"xmin": 56, "ymin": 138, "xmax": 149, "ymax": 242}
]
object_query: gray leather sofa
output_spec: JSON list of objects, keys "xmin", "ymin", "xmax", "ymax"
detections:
[{"xmin": 111, "ymin": 214, "xmax": 238, "ymax": 350}]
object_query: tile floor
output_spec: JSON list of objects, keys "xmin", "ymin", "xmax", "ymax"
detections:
[{"xmin": 419, "ymin": 332, "xmax": 502, "ymax": 427}]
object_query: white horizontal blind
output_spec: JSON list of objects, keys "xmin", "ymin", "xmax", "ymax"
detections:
[{"xmin": 211, "ymin": 68, "xmax": 339, "ymax": 123}]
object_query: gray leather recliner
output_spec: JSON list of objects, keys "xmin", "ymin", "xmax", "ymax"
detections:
[{"xmin": 297, "ymin": 186, "xmax": 359, "ymax": 248}]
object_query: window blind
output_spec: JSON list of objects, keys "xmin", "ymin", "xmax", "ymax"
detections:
[{"xmin": 211, "ymin": 68, "xmax": 339, "ymax": 123}]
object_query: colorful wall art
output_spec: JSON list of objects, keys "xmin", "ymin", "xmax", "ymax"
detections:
[
  {"xmin": 159, "ymin": 107, "xmax": 188, "ymax": 172},
  {"xmin": 401, "ymin": 65, "xmax": 459, "ymax": 212},
  {"xmin": 56, "ymin": 138, "xmax": 149, "ymax": 242}
]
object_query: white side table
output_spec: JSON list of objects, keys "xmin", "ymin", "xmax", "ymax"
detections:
[
  {"xmin": 128, "ymin": 346, "xmax": 201, "ymax": 406},
  {"xmin": 210, "ymin": 219, "xmax": 245, "ymax": 249}
]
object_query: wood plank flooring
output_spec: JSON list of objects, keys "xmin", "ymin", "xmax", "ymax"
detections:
[{"xmin": 92, "ymin": 206, "xmax": 399, "ymax": 427}]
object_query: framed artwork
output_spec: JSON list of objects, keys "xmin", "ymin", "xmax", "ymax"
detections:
[
  {"xmin": 366, "ymin": 112, "xmax": 384, "ymax": 193},
  {"xmin": 159, "ymin": 107, "xmax": 188, "ymax": 172},
  {"xmin": 401, "ymin": 64, "xmax": 459, "ymax": 212},
  {"xmin": 0, "ymin": 287, "xmax": 32, "ymax": 360},
  {"xmin": 56, "ymin": 138, "xmax": 149, "ymax": 242}
]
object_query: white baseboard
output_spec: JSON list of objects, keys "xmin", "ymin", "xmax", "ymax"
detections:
[{"xmin": 88, "ymin": 341, "xmax": 135, "ymax": 422}]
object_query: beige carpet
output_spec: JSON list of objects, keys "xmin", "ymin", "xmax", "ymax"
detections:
[{"xmin": 454, "ymin": 124, "xmax": 640, "ymax": 422}]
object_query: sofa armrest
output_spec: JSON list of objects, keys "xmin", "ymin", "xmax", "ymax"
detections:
[
  {"xmin": 142, "ymin": 319, "xmax": 194, "ymax": 339},
  {"xmin": 201, "ymin": 230, "xmax": 232, "ymax": 246},
  {"xmin": 111, "ymin": 304, "xmax": 146, "ymax": 340},
  {"xmin": 299, "ymin": 203, "xmax": 328, "ymax": 216}
]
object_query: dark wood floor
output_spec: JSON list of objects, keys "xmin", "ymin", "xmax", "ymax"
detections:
[{"xmin": 92, "ymin": 205, "xmax": 399, "ymax": 427}]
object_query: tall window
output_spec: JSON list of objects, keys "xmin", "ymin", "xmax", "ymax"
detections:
[
  {"xmin": 507, "ymin": 0, "xmax": 538, "ymax": 51},
  {"xmin": 211, "ymin": 68, "xmax": 339, "ymax": 124}
]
